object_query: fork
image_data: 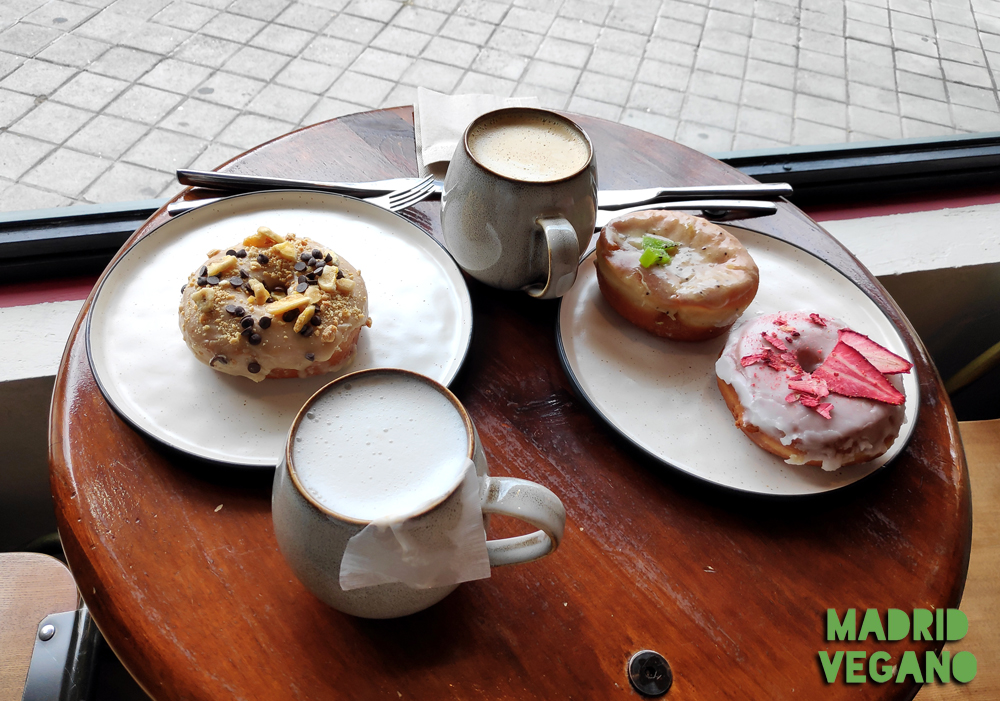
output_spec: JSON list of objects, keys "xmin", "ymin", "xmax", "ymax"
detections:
[{"xmin": 165, "ymin": 175, "xmax": 437, "ymax": 216}]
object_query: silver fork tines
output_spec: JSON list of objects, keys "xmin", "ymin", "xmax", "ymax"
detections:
[{"xmin": 365, "ymin": 175, "xmax": 436, "ymax": 212}]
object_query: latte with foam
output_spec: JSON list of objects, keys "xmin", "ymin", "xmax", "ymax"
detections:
[
  {"xmin": 291, "ymin": 372, "xmax": 471, "ymax": 522},
  {"xmin": 468, "ymin": 112, "xmax": 591, "ymax": 183}
]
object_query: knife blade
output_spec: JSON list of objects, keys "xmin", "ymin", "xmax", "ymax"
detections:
[
  {"xmin": 594, "ymin": 200, "xmax": 778, "ymax": 229},
  {"xmin": 177, "ymin": 169, "xmax": 430, "ymax": 196},
  {"xmin": 597, "ymin": 183, "xmax": 792, "ymax": 209}
]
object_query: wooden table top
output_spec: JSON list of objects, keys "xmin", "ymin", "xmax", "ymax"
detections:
[{"xmin": 50, "ymin": 107, "xmax": 971, "ymax": 701}]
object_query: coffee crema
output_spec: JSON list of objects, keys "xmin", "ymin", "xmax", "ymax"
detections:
[
  {"xmin": 467, "ymin": 112, "xmax": 591, "ymax": 183},
  {"xmin": 291, "ymin": 373, "xmax": 470, "ymax": 522}
]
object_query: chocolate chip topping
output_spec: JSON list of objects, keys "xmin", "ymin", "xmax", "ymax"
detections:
[
  {"xmin": 259, "ymin": 316, "xmax": 272, "ymax": 329},
  {"xmin": 247, "ymin": 361, "xmax": 261, "ymax": 374},
  {"xmin": 300, "ymin": 252, "xmax": 311, "ymax": 262},
  {"xmin": 225, "ymin": 304, "xmax": 237, "ymax": 314},
  {"xmin": 336, "ymin": 269, "xmax": 344, "ymax": 279},
  {"xmin": 312, "ymin": 249, "xmax": 322, "ymax": 260},
  {"xmin": 294, "ymin": 261, "xmax": 306, "ymax": 272},
  {"xmin": 300, "ymin": 325, "xmax": 315, "ymax": 337},
  {"xmin": 313, "ymin": 265, "xmax": 324, "ymax": 276},
  {"xmin": 210, "ymin": 355, "xmax": 228, "ymax": 366},
  {"xmin": 248, "ymin": 333, "xmax": 261, "ymax": 345},
  {"xmin": 240, "ymin": 316, "xmax": 254, "ymax": 329},
  {"xmin": 324, "ymin": 253, "xmax": 333, "ymax": 264},
  {"xmin": 257, "ymin": 253, "xmax": 269, "ymax": 265},
  {"xmin": 197, "ymin": 276, "xmax": 208, "ymax": 286},
  {"xmin": 296, "ymin": 282, "xmax": 308, "ymax": 293},
  {"xmin": 273, "ymin": 286, "xmax": 285, "ymax": 294},
  {"xmin": 305, "ymin": 353, "xmax": 315, "ymax": 361},
  {"xmin": 181, "ymin": 284, "xmax": 187, "ymax": 293},
  {"xmin": 282, "ymin": 309, "xmax": 300, "ymax": 322},
  {"xmin": 226, "ymin": 249, "xmax": 236, "ymax": 256},
  {"xmin": 297, "ymin": 275, "xmax": 307, "ymax": 284},
  {"xmin": 228, "ymin": 276, "xmax": 243, "ymax": 288},
  {"xmin": 239, "ymin": 268, "xmax": 249, "ymax": 279},
  {"xmin": 207, "ymin": 276, "xmax": 220, "ymax": 286},
  {"xmin": 199, "ymin": 265, "xmax": 208, "ymax": 277},
  {"xmin": 236, "ymin": 249, "xmax": 247, "ymax": 258},
  {"xmin": 310, "ymin": 314, "xmax": 321, "ymax": 326},
  {"xmin": 234, "ymin": 306, "xmax": 245, "ymax": 316}
]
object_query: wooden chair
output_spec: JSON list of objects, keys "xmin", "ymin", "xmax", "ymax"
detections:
[{"xmin": 920, "ymin": 419, "xmax": 1000, "ymax": 699}]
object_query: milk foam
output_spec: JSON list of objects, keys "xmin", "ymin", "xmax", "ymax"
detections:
[
  {"xmin": 468, "ymin": 112, "xmax": 590, "ymax": 182},
  {"xmin": 291, "ymin": 374, "xmax": 470, "ymax": 521}
]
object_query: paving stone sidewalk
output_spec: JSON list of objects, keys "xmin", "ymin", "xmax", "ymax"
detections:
[{"xmin": 2, "ymin": 0, "xmax": 1000, "ymax": 213}]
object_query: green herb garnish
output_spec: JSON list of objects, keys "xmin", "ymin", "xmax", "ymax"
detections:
[{"xmin": 639, "ymin": 235, "xmax": 678, "ymax": 268}]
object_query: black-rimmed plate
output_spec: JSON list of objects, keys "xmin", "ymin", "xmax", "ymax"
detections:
[{"xmin": 87, "ymin": 190, "xmax": 473, "ymax": 469}]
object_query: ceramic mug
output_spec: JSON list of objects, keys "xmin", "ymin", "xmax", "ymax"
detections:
[
  {"xmin": 441, "ymin": 107, "xmax": 598, "ymax": 299},
  {"xmin": 272, "ymin": 368, "xmax": 566, "ymax": 619}
]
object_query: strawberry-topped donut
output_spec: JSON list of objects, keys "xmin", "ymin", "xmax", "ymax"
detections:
[{"xmin": 715, "ymin": 311, "xmax": 913, "ymax": 470}]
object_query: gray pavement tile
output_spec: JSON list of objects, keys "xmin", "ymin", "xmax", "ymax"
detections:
[
  {"xmin": 107, "ymin": 0, "xmax": 173, "ymax": 20},
  {"xmin": 0, "ymin": 182, "xmax": 72, "ymax": 210},
  {"xmin": 695, "ymin": 47, "xmax": 746, "ymax": 78},
  {"xmin": 733, "ymin": 132, "xmax": 788, "ymax": 148},
  {"xmin": 847, "ymin": 19, "xmax": 892, "ymax": 44},
  {"xmin": 74, "ymin": 11, "xmax": 144, "ymax": 43},
  {"xmin": 523, "ymin": 59, "xmax": 582, "ymax": 91},
  {"xmin": 737, "ymin": 105, "xmax": 793, "ymax": 140},
  {"xmin": 351, "ymin": 47, "xmax": 414, "ymax": 79},
  {"xmin": 586, "ymin": 48, "xmax": 641, "ymax": 80},
  {"xmin": 846, "ymin": 36, "xmax": 893, "ymax": 62},
  {"xmin": 454, "ymin": 70, "xmax": 515, "ymax": 95},
  {"xmin": 680, "ymin": 93, "xmax": 737, "ymax": 129},
  {"xmin": 119, "ymin": 21, "xmax": 191, "ymax": 53},
  {"xmin": 566, "ymin": 94, "xmax": 622, "ymax": 120},
  {"xmin": 275, "ymin": 2, "xmax": 335, "ymax": 30},
  {"xmin": 343, "ymin": 0, "xmax": 402, "ymax": 22},
  {"xmin": 472, "ymin": 47, "xmax": 527, "ymax": 79},
  {"xmin": 216, "ymin": 112, "xmax": 296, "ymax": 149},
  {"xmin": 392, "ymin": 5, "xmax": 447, "ymax": 33},
  {"xmin": 752, "ymin": 18, "xmax": 797, "ymax": 44},
  {"xmin": 795, "ymin": 93, "xmax": 848, "ymax": 128},
  {"xmin": 901, "ymin": 115, "xmax": 950, "ymax": 137},
  {"xmin": 0, "ymin": 22, "xmax": 62, "ymax": 56},
  {"xmin": 82, "ymin": 161, "xmax": 174, "ymax": 202},
  {"xmin": 200, "ymin": 12, "xmax": 266, "ymax": 42},
  {"xmin": 548, "ymin": 17, "xmax": 602, "ymax": 43},
  {"xmin": 740, "ymin": 80, "xmax": 794, "ymax": 113},
  {"xmin": 500, "ymin": 7, "xmax": 555, "ymax": 34},
  {"xmin": 370, "ymin": 25, "xmax": 431, "ymax": 56},
  {"xmin": 274, "ymin": 56, "xmax": 342, "ymax": 92},
  {"xmin": 21, "ymin": 146, "xmax": 110, "ymax": 196},
  {"xmin": 140, "ymin": 57, "xmax": 214, "ymax": 93},
  {"xmin": 245, "ymin": 82, "xmax": 319, "ymax": 121},
  {"xmin": 796, "ymin": 69, "xmax": 847, "ymax": 101},
  {"xmin": 455, "ymin": 0, "xmax": 509, "ymax": 24},
  {"xmin": 896, "ymin": 68, "xmax": 946, "ymax": 98},
  {"xmin": 534, "ymin": 36, "xmax": 591, "ymax": 68},
  {"xmin": 595, "ymin": 27, "xmax": 647, "ymax": 56},
  {"xmin": 380, "ymin": 82, "xmax": 415, "ymax": 108},
  {"xmin": 323, "ymin": 12, "xmax": 383, "ymax": 43},
  {"xmin": 421, "ymin": 36, "xmax": 480, "ymax": 67},
  {"xmin": 802, "ymin": 0, "xmax": 843, "ymax": 16},
  {"xmin": 399, "ymin": 57, "xmax": 463, "ymax": 91},
  {"xmin": 0, "ymin": 88, "xmax": 36, "ymax": 125},
  {"xmin": 753, "ymin": 0, "xmax": 798, "ymax": 23},
  {"xmin": 50, "ymin": 70, "xmax": 129, "ymax": 110},
  {"xmin": 160, "ymin": 96, "xmax": 238, "ymax": 137},
  {"xmin": 711, "ymin": 0, "xmax": 753, "ymax": 15},
  {"xmin": 687, "ymin": 70, "xmax": 741, "ymax": 101},
  {"xmin": 157, "ymin": 177, "xmax": 185, "ymax": 200},
  {"xmin": 942, "ymin": 57, "xmax": 992, "ymax": 85},
  {"xmin": 105, "ymin": 83, "xmax": 184, "ymax": 123},
  {"xmin": 302, "ymin": 95, "xmax": 368, "ymax": 124},
  {"xmin": 0, "ymin": 59, "xmax": 76, "ymax": 96},
  {"xmin": 559, "ymin": 0, "xmax": 610, "ymax": 24},
  {"xmin": 302, "ymin": 35, "xmax": 365, "ymax": 67},
  {"xmin": 799, "ymin": 28, "xmax": 846, "ymax": 56},
  {"xmin": 848, "ymin": 59, "xmax": 898, "ymax": 89},
  {"xmin": 892, "ymin": 0, "xmax": 932, "ymax": 17},
  {"xmin": 494, "ymin": 30, "xmax": 545, "ymax": 59},
  {"xmin": 892, "ymin": 11, "xmax": 934, "ymax": 35},
  {"xmin": 933, "ymin": 3, "xmax": 974, "ymax": 24},
  {"xmin": 937, "ymin": 38, "xmax": 986, "ymax": 65},
  {"xmin": 0, "ymin": 132, "xmax": 54, "ymax": 180},
  {"xmin": 0, "ymin": 51, "xmax": 25, "ymax": 80},
  {"xmin": 975, "ymin": 12, "xmax": 1000, "ymax": 34},
  {"xmin": 194, "ymin": 71, "xmax": 266, "ymax": 107},
  {"xmin": 152, "ymin": 1, "xmax": 219, "ymax": 31},
  {"xmin": 412, "ymin": 0, "xmax": 460, "ymax": 10},
  {"xmin": 35, "ymin": 33, "xmax": 110, "ymax": 67},
  {"xmin": 658, "ymin": 0, "xmax": 708, "ymax": 23},
  {"xmin": 512, "ymin": 81, "xmax": 570, "ymax": 109},
  {"xmin": 635, "ymin": 57, "xmax": 690, "ymax": 90},
  {"xmin": 605, "ymin": 0, "xmax": 659, "ymax": 35},
  {"xmin": 675, "ymin": 121, "xmax": 734, "ymax": 151},
  {"xmin": 892, "ymin": 28, "xmax": 939, "ymax": 57},
  {"xmin": 22, "ymin": 1, "xmax": 97, "ymax": 30},
  {"xmin": 792, "ymin": 118, "xmax": 848, "ymax": 145},
  {"xmin": 123, "ymin": 127, "xmax": 207, "ymax": 170},
  {"xmin": 705, "ymin": 7, "xmax": 753, "ymax": 33},
  {"xmin": 439, "ymin": 15, "xmax": 495, "ymax": 44},
  {"xmin": 899, "ymin": 90, "xmax": 952, "ymax": 124},
  {"xmin": 645, "ymin": 38, "xmax": 697, "ymax": 67},
  {"xmin": 851, "ymin": 81, "xmax": 901, "ymax": 111},
  {"xmin": 88, "ymin": 46, "xmax": 161, "ymax": 80},
  {"xmin": 250, "ymin": 22, "xmax": 314, "ymax": 55},
  {"xmin": 946, "ymin": 81, "xmax": 999, "ymax": 110},
  {"xmin": 894, "ymin": 48, "xmax": 940, "ymax": 74},
  {"xmin": 173, "ymin": 33, "xmax": 241, "ymax": 66},
  {"xmin": 65, "ymin": 113, "xmax": 149, "ymax": 157},
  {"xmin": 951, "ymin": 102, "xmax": 1000, "ymax": 130},
  {"xmin": 708, "ymin": 28, "xmax": 752, "ymax": 56},
  {"xmin": 986, "ymin": 36, "xmax": 1000, "ymax": 56},
  {"xmin": 848, "ymin": 103, "xmax": 904, "ymax": 137},
  {"xmin": 228, "ymin": 0, "xmax": 291, "ymax": 21},
  {"xmin": 619, "ymin": 107, "xmax": 678, "ymax": 140},
  {"xmin": 223, "ymin": 45, "xmax": 291, "ymax": 80},
  {"xmin": 847, "ymin": 1, "xmax": 889, "ymax": 25},
  {"xmin": 800, "ymin": 8, "xmax": 843, "ymax": 33},
  {"xmin": 745, "ymin": 58, "xmax": 796, "ymax": 89},
  {"xmin": 848, "ymin": 131, "xmax": 888, "ymax": 142},
  {"xmin": 798, "ymin": 48, "xmax": 847, "ymax": 78},
  {"xmin": 651, "ymin": 17, "xmax": 703, "ymax": 44},
  {"xmin": 9, "ymin": 100, "xmax": 91, "ymax": 143},
  {"xmin": 748, "ymin": 37, "xmax": 796, "ymax": 66}
]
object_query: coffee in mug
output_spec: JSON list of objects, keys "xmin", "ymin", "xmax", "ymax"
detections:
[{"xmin": 442, "ymin": 108, "xmax": 598, "ymax": 300}]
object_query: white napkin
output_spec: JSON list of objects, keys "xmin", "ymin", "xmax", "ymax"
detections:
[
  {"xmin": 414, "ymin": 87, "xmax": 540, "ymax": 178},
  {"xmin": 338, "ymin": 460, "xmax": 491, "ymax": 591}
]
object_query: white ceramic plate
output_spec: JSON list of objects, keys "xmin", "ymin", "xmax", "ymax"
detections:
[
  {"xmin": 557, "ymin": 227, "xmax": 919, "ymax": 496},
  {"xmin": 87, "ymin": 191, "xmax": 473, "ymax": 469}
]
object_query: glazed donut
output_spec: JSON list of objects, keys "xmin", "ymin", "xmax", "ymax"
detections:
[
  {"xmin": 179, "ymin": 227, "xmax": 370, "ymax": 382},
  {"xmin": 715, "ymin": 311, "xmax": 910, "ymax": 470},
  {"xmin": 595, "ymin": 210, "xmax": 759, "ymax": 341}
]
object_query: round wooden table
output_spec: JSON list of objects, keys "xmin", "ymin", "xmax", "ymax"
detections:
[{"xmin": 50, "ymin": 107, "xmax": 971, "ymax": 700}]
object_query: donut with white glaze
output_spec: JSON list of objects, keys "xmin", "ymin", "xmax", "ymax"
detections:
[
  {"xmin": 595, "ymin": 210, "xmax": 759, "ymax": 341},
  {"xmin": 179, "ymin": 227, "xmax": 370, "ymax": 382},
  {"xmin": 715, "ymin": 311, "xmax": 908, "ymax": 470}
]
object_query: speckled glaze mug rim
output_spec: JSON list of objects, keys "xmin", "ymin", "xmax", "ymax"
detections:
[
  {"xmin": 462, "ymin": 107, "xmax": 594, "ymax": 186},
  {"xmin": 284, "ymin": 368, "xmax": 476, "ymax": 527}
]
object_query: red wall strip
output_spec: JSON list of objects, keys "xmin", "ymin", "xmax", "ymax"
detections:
[{"xmin": 0, "ymin": 275, "xmax": 99, "ymax": 309}]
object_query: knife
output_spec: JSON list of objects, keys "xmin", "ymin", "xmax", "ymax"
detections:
[
  {"xmin": 176, "ymin": 169, "xmax": 430, "ymax": 196},
  {"xmin": 597, "ymin": 183, "xmax": 792, "ymax": 209},
  {"xmin": 594, "ymin": 200, "xmax": 778, "ymax": 229}
]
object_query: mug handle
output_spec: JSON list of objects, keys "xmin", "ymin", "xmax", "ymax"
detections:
[
  {"xmin": 523, "ymin": 216, "xmax": 580, "ymax": 300},
  {"xmin": 480, "ymin": 476, "xmax": 567, "ymax": 567}
]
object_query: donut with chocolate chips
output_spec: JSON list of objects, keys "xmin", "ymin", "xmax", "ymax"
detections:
[{"xmin": 178, "ymin": 226, "xmax": 370, "ymax": 382}]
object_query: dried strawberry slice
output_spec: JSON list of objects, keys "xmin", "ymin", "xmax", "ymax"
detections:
[
  {"xmin": 838, "ymin": 329, "xmax": 913, "ymax": 374},
  {"xmin": 816, "ymin": 403, "xmax": 833, "ymax": 419},
  {"xmin": 809, "ymin": 313, "xmax": 826, "ymax": 327},
  {"xmin": 813, "ymin": 341, "xmax": 905, "ymax": 405},
  {"xmin": 741, "ymin": 352, "xmax": 770, "ymax": 367},
  {"xmin": 788, "ymin": 376, "xmax": 829, "ymax": 398}
]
